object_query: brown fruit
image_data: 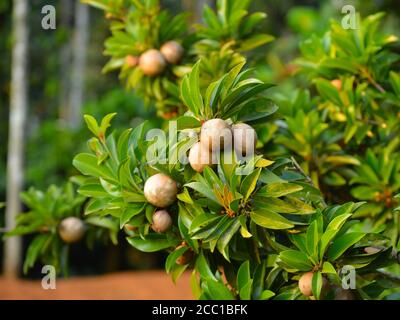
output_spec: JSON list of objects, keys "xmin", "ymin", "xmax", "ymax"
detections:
[
  {"xmin": 200, "ymin": 119, "xmax": 232, "ymax": 152},
  {"xmin": 151, "ymin": 210, "xmax": 172, "ymax": 233},
  {"xmin": 331, "ymin": 79, "xmax": 342, "ymax": 90},
  {"xmin": 232, "ymin": 123, "xmax": 257, "ymax": 156},
  {"xmin": 188, "ymin": 142, "xmax": 214, "ymax": 173},
  {"xmin": 125, "ymin": 55, "xmax": 139, "ymax": 68},
  {"xmin": 334, "ymin": 287, "xmax": 354, "ymax": 300},
  {"xmin": 298, "ymin": 272, "xmax": 314, "ymax": 296},
  {"xmin": 144, "ymin": 173, "xmax": 178, "ymax": 208},
  {"xmin": 160, "ymin": 41, "xmax": 184, "ymax": 65},
  {"xmin": 58, "ymin": 217, "xmax": 86, "ymax": 243},
  {"xmin": 139, "ymin": 49, "xmax": 166, "ymax": 77}
]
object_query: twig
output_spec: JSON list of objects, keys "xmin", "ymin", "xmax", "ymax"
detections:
[{"xmin": 290, "ymin": 157, "xmax": 328, "ymax": 208}]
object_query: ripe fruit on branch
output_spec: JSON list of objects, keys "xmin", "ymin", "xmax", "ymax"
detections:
[
  {"xmin": 144, "ymin": 173, "xmax": 178, "ymax": 208},
  {"xmin": 160, "ymin": 41, "xmax": 184, "ymax": 65},
  {"xmin": 298, "ymin": 272, "xmax": 330, "ymax": 298},
  {"xmin": 200, "ymin": 119, "xmax": 232, "ymax": 152},
  {"xmin": 331, "ymin": 79, "xmax": 342, "ymax": 90},
  {"xmin": 139, "ymin": 49, "xmax": 166, "ymax": 77},
  {"xmin": 125, "ymin": 55, "xmax": 139, "ymax": 68},
  {"xmin": 188, "ymin": 142, "xmax": 214, "ymax": 173},
  {"xmin": 232, "ymin": 123, "xmax": 257, "ymax": 156},
  {"xmin": 58, "ymin": 217, "xmax": 86, "ymax": 243},
  {"xmin": 151, "ymin": 210, "xmax": 172, "ymax": 233},
  {"xmin": 298, "ymin": 272, "xmax": 314, "ymax": 296},
  {"xmin": 175, "ymin": 244, "xmax": 194, "ymax": 265}
]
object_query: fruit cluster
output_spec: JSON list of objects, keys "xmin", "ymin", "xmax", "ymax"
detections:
[
  {"xmin": 189, "ymin": 119, "xmax": 257, "ymax": 173},
  {"xmin": 132, "ymin": 41, "xmax": 184, "ymax": 77}
]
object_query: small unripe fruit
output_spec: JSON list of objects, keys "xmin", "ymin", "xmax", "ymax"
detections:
[
  {"xmin": 125, "ymin": 55, "xmax": 139, "ymax": 68},
  {"xmin": 298, "ymin": 272, "xmax": 314, "ymax": 296},
  {"xmin": 364, "ymin": 246, "xmax": 381, "ymax": 254},
  {"xmin": 160, "ymin": 41, "xmax": 184, "ymax": 65},
  {"xmin": 232, "ymin": 123, "xmax": 257, "ymax": 156},
  {"xmin": 331, "ymin": 79, "xmax": 342, "ymax": 90},
  {"xmin": 334, "ymin": 287, "xmax": 354, "ymax": 300},
  {"xmin": 151, "ymin": 210, "xmax": 172, "ymax": 233},
  {"xmin": 139, "ymin": 49, "xmax": 166, "ymax": 77},
  {"xmin": 188, "ymin": 142, "xmax": 214, "ymax": 173},
  {"xmin": 144, "ymin": 173, "xmax": 178, "ymax": 208},
  {"xmin": 58, "ymin": 217, "xmax": 86, "ymax": 243},
  {"xmin": 124, "ymin": 225, "xmax": 137, "ymax": 233},
  {"xmin": 175, "ymin": 244, "xmax": 194, "ymax": 265},
  {"xmin": 200, "ymin": 119, "xmax": 232, "ymax": 152}
]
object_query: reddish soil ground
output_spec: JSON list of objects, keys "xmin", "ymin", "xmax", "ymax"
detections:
[{"xmin": 0, "ymin": 271, "xmax": 193, "ymax": 300}]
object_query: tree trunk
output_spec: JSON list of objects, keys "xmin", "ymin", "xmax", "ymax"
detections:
[
  {"xmin": 68, "ymin": 2, "xmax": 90, "ymax": 129},
  {"xmin": 58, "ymin": 0, "xmax": 73, "ymax": 124},
  {"xmin": 4, "ymin": 0, "xmax": 29, "ymax": 278}
]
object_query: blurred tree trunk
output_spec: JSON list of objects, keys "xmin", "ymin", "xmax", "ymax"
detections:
[
  {"xmin": 58, "ymin": 0, "xmax": 73, "ymax": 124},
  {"xmin": 68, "ymin": 2, "xmax": 90, "ymax": 130},
  {"xmin": 182, "ymin": 0, "xmax": 210, "ymax": 23},
  {"xmin": 4, "ymin": 0, "xmax": 29, "ymax": 278}
]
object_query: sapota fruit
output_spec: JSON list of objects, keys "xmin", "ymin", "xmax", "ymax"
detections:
[
  {"xmin": 144, "ymin": 173, "xmax": 178, "ymax": 208},
  {"xmin": 298, "ymin": 272, "xmax": 314, "ymax": 296},
  {"xmin": 188, "ymin": 142, "xmax": 214, "ymax": 173},
  {"xmin": 331, "ymin": 79, "xmax": 342, "ymax": 90},
  {"xmin": 58, "ymin": 217, "xmax": 86, "ymax": 243},
  {"xmin": 151, "ymin": 210, "xmax": 172, "ymax": 233},
  {"xmin": 200, "ymin": 118, "xmax": 232, "ymax": 152},
  {"xmin": 160, "ymin": 41, "xmax": 184, "ymax": 64},
  {"xmin": 125, "ymin": 55, "xmax": 139, "ymax": 68},
  {"xmin": 139, "ymin": 49, "xmax": 166, "ymax": 76},
  {"xmin": 232, "ymin": 123, "xmax": 257, "ymax": 156}
]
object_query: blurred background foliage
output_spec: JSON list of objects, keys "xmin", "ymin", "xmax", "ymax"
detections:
[{"xmin": 1, "ymin": 0, "xmax": 399, "ymax": 278}]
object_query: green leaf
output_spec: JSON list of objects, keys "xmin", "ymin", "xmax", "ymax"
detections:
[
  {"xmin": 99, "ymin": 113, "xmax": 117, "ymax": 137},
  {"xmin": 259, "ymin": 290, "xmax": 275, "ymax": 300},
  {"xmin": 185, "ymin": 182, "xmax": 221, "ymax": 205},
  {"xmin": 73, "ymin": 153, "xmax": 116, "ymax": 182},
  {"xmin": 206, "ymin": 279, "xmax": 235, "ymax": 300},
  {"xmin": 83, "ymin": 114, "xmax": 100, "ymax": 136},
  {"xmin": 250, "ymin": 208, "xmax": 294, "ymax": 230},
  {"xmin": 279, "ymin": 250, "xmax": 313, "ymax": 271},
  {"xmin": 195, "ymin": 252, "xmax": 217, "ymax": 281},
  {"xmin": 23, "ymin": 234, "xmax": 50, "ymax": 274},
  {"xmin": 119, "ymin": 203, "xmax": 146, "ymax": 228},
  {"xmin": 216, "ymin": 218, "xmax": 241, "ymax": 260},
  {"xmin": 78, "ymin": 184, "xmax": 109, "ymax": 198},
  {"xmin": 126, "ymin": 234, "xmax": 179, "ymax": 252},
  {"xmin": 166, "ymin": 246, "xmax": 189, "ymax": 273},
  {"xmin": 306, "ymin": 220, "xmax": 319, "ymax": 260},
  {"xmin": 190, "ymin": 270, "xmax": 202, "ymax": 299},
  {"xmin": 328, "ymin": 232, "xmax": 366, "ymax": 261},
  {"xmin": 237, "ymin": 260, "xmax": 251, "ymax": 292},
  {"xmin": 312, "ymin": 271, "xmax": 323, "ymax": 300},
  {"xmin": 176, "ymin": 116, "xmax": 201, "ymax": 130},
  {"xmin": 257, "ymin": 182, "xmax": 303, "ymax": 198},
  {"xmin": 239, "ymin": 34, "xmax": 274, "ymax": 51},
  {"xmin": 240, "ymin": 168, "xmax": 261, "ymax": 201},
  {"xmin": 239, "ymin": 280, "xmax": 253, "ymax": 300},
  {"xmin": 321, "ymin": 261, "xmax": 337, "ymax": 275},
  {"xmin": 189, "ymin": 61, "xmax": 204, "ymax": 116}
]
